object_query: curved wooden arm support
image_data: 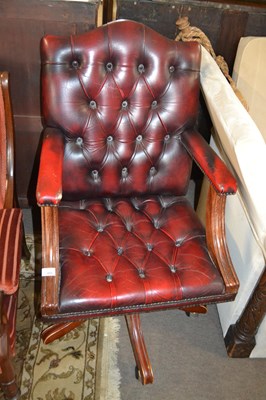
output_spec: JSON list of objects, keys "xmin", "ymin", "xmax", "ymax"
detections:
[
  {"xmin": 206, "ymin": 185, "xmax": 239, "ymax": 297},
  {"xmin": 125, "ymin": 314, "xmax": 154, "ymax": 385},
  {"xmin": 41, "ymin": 206, "xmax": 60, "ymax": 316}
]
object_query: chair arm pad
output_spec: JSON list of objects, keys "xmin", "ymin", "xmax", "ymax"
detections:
[
  {"xmin": 36, "ymin": 127, "xmax": 64, "ymax": 206},
  {"xmin": 0, "ymin": 208, "xmax": 22, "ymax": 294},
  {"xmin": 181, "ymin": 129, "xmax": 237, "ymax": 194}
]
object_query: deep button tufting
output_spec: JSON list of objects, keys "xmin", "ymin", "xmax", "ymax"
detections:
[
  {"xmin": 89, "ymin": 100, "xmax": 97, "ymax": 109},
  {"xmin": 106, "ymin": 62, "xmax": 113, "ymax": 72},
  {"xmin": 164, "ymin": 134, "xmax": 170, "ymax": 141},
  {"xmin": 169, "ymin": 265, "xmax": 177, "ymax": 273},
  {"xmin": 131, "ymin": 198, "xmax": 140, "ymax": 210},
  {"xmin": 83, "ymin": 249, "xmax": 91, "ymax": 257},
  {"xmin": 175, "ymin": 239, "xmax": 182, "ymax": 247},
  {"xmin": 121, "ymin": 167, "xmax": 128, "ymax": 178},
  {"xmin": 169, "ymin": 65, "xmax": 175, "ymax": 73},
  {"xmin": 106, "ymin": 273, "xmax": 113, "ymax": 283},
  {"xmin": 146, "ymin": 243, "xmax": 153, "ymax": 251},
  {"xmin": 154, "ymin": 220, "xmax": 160, "ymax": 229},
  {"xmin": 125, "ymin": 222, "xmax": 132, "ymax": 232},
  {"xmin": 151, "ymin": 100, "xmax": 158, "ymax": 108},
  {"xmin": 91, "ymin": 170, "xmax": 99, "ymax": 182},
  {"xmin": 138, "ymin": 64, "xmax": 145, "ymax": 73},
  {"xmin": 107, "ymin": 135, "xmax": 113, "ymax": 142},
  {"xmin": 76, "ymin": 137, "xmax": 83, "ymax": 146},
  {"xmin": 40, "ymin": 26, "xmax": 230, "ymax": 319},
  {"xmin": 104, "ymin": 198, "xmax": 113, "ymax": 212},
  {"xmin": 121, "ymin": 100, "xmax": 128, "ymax": 109},
  {"xmin": 138, "ymin": 269, "xmax": 146, "ymax": 279},
  {"xmin": 71, "ymin": 60, "xmax": 80, "ymax": 69},
  {"xmin": 150, "ymin": 166, "xmax": 157, "ymax": 176},
  {"xmin": 160, "ymin": 198, "xmax": 167, "ymax": 209},
  {"xmin": 117, "ymin": 247, "xmax": 123, "ymax": 255}
]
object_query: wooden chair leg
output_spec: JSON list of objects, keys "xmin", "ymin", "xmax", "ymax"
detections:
[
  {"xmin": 41, "ymin": 321, "xmax": 85, "ymax": 344},
  {"xmin": 0, "ymin": 326, "xmax": 20, "ymax": 400},
  {"xmin": 125, "ymin": 314, "xmax": 154, "ymax": 385}
]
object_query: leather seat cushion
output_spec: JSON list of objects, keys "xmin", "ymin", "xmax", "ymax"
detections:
[{"xmin": 58, "ymin": 196, "xmax": 225, "ymax": 316}]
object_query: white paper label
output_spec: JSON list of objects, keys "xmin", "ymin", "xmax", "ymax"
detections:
[{"xmin": 42, "ymin": 268, "xmax": 56, "ymax": 277}]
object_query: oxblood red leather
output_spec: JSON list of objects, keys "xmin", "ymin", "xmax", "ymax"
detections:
[
  {"xmin": 37, "ymin": 20, "xmax": 237, "ymax": 321},
  {"xmin": 39, "ymin": 21, "xmax": 201, "ymax": 202},
  {"xmin": 36, "ymin": 128, "xmax": 64, "ymax": 205},
  {"xmin": 58, "ymin": 196, "xmax": 224, "ymax": 317},
  {"xmin": 181, "ymin": 129, "xmax": 237, "ymax": 194}
]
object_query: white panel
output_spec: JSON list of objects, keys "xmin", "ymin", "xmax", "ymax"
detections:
[{"xmin": 233, "ymin": 37, "xmax": 266, "ymax": 141}]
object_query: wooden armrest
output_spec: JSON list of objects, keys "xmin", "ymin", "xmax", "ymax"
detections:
[
  {"xmin": 41, "ymin": 206, "xmax": 60, "ymax": 316},
  {"xmin": 206, "ymin": 185, "xmax": 239, "ymax": 296},
  {"xmin": 181, "ymin": 129, "xmax": 237, "ymax": 195}
]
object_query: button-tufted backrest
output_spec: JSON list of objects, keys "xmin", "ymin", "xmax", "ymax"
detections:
[{"xmin": 41, "ymin": 20, "xmax": 201, "ymax": 200}]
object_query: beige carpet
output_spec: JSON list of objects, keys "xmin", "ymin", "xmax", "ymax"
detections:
[{"xmin": 1, "ymin": 235, "xmax": 121, "ymax": 400}]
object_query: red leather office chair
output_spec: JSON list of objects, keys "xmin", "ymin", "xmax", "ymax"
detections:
[
  {"xmin": 36, "ymin": 20, "xmax": 239, "ymax": 384},
  {"xmin": 0, "ymin": 72, "xmax": 23, "ymax": 399}
]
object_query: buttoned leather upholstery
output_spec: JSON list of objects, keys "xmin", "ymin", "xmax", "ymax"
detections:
[
  {"xmin": 41, "ymin": 24, "xmax": 199, "ymax": 201},
  {"xmin": 57, "ymin": 196, "xmax": 224, "ymax": 317},
  {"xmin": 37, "ymin": 20, "xmax": 237, "ymax": 323}
]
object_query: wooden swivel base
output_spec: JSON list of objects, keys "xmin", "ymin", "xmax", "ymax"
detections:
[
  {"xmin": 41, "ymin": 313, "xmax": 154, "ymax": 385},
  {"xmin": 41, "ymin": 306, "xmax": 208, "ymax": 385}
]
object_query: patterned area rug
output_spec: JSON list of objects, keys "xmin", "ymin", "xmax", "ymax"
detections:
[{"xmin": 1, "ymin": 235, "xmax": 121, "ymax": 400}]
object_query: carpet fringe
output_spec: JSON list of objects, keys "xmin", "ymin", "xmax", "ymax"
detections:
[{"xmin": 97, "ymin": 317, "xmax": 121, "ymax": 400}]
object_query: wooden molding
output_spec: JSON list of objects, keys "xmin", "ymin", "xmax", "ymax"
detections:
[
  {"xmin": 206, "ymin": 185, "xmax": 239, "ymax": 296},
  {"xmin": 41, "ymin": 206, "xmax": 60, "ymax": 316}
]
